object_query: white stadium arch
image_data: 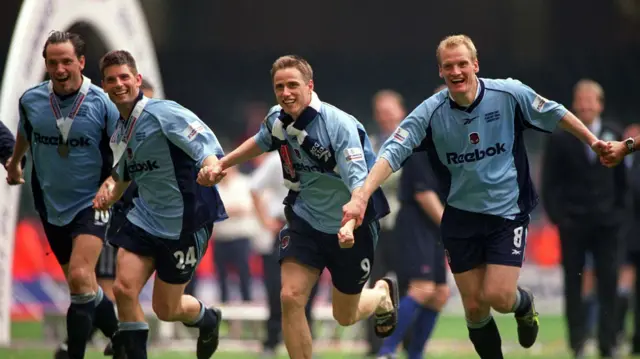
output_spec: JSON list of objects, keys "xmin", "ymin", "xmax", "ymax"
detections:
[{"xmin": 0, "ymin": 0, "xmax": 164, "ymax": 346}]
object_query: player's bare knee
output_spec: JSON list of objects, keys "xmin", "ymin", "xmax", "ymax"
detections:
[
  {"xmin": 465, "ymin": 304, "xmax": 490, "ymax": 322},
  {"xmin": 332, "ymin": 308, "xmax": 358, "ymax": 327},
  {"xmin": 113, "ymin": 278, "xmax": 137, "ymax": 303},
  {"xmin": 484, "ymin": 287, "xmax": 515, "ymax": 313},
  {"xmin": 462, "ymin": 294, "xmax": 488, "ymax": 322},
  {"xmin": 67, "ymin": 266, "xmax": 94, "ymax": 293},
  {"xmin": 431, "ymin": 285, "xmax": 450, "ymax": 310},
  {"xmin": 152, "ymin": 300, "xmax": 180, "ymax": 321},
  {"xmin": 280, "ymin": 286, "xmax": 307, "ymax": 312},
  {"xmin": 407, "ymin": 280, "xmax": 435, "ymax": 305}
]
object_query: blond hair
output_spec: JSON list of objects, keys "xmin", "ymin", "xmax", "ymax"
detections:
[
  {"xmin": 270, "ymin": 55, "xmax": 313, "ymax": 83},
  {"xmin": 573, "ymin": 79, "xmax": 604, "ymax": 103},
  {"xmin": 436, "ymin": 35, "xmax": 478, "ymax": 64}
]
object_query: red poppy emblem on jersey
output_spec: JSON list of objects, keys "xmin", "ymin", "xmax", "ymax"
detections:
[
  {"xmin": 469, "ymin": 132, "xmax": 480, "ymax": 145},
  {"xmin": 294, "ymin": 149, "xmax": 302, "ymax": 158},
  {"xmin": 126, "ymin": 148, "xmax": 133, "ymax": 159}
]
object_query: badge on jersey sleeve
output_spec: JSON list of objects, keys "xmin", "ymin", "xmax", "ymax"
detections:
[
  {"xmin": 392, "ymin": 127, "xmax": 409, "ymax": 143},
  {"xmin": 532, "ymin": 94, "xmax": 548, "ymax": 112},
  {"xmin": 344, "ymin": 147, "xmax": 363, "ymax": 162}
]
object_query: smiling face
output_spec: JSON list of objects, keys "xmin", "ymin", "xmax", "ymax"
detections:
[
  {"xmin": 102, "ymin": 64, "xmax": 142, "ymax": 107},
  {"xmin": 272, "ymin": 67, "xmax": 314, "ymax": 119},
  {"xmin": 44, "ymin": 41, "xmax": 85, "ymax": 95},
  {"xmin": 438, "ymin": 44, "xmax": 479, "ymax": 101}
]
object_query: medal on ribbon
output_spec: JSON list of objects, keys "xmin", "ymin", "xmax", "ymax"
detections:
[{"xmin": 48, "ymin": 76, "xmax": 92, "ymax": 158}]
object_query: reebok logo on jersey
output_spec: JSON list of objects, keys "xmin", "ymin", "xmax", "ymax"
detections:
[
  {"xmin": 446, "ymin": 142, "xmax": 507, "ymax": 164},
  {"xmin": 128, "ymin": 160, "xmax": 160, "ymax": 173},
  {"xmin": 392, "ymin": 127, "xmax": 409, "ymax": 143},
  {"xmin": 33, "ymin": 132, "xmax": 90, "ymax": 147},
  {"xmin": 463, "ymin": 116, "xmax": 478, "ymax": 125}
]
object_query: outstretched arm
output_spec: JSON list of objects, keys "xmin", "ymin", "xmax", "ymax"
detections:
[
  {"xmin": 342, "ymin": 101, "xmax": 432, "ymax": 226},
  {"xmin": 219, "ymin": 137, "xmax": 264, "ymax": 170},
  {"xmin": 558, "ymin": 111, "xmax": 604, "ymax": 151}
]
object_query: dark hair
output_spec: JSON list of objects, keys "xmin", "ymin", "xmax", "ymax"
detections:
[
  {"xmin": 42, "ymin": 31, "xmax": 86, "ymax": 59},
  {"xmin": 99, "ymin": 50, "xmax": 138, "ymax": 77},
  {"xmin": 141, "ymin": 78, "xmax": 154, "ymax": 91}
]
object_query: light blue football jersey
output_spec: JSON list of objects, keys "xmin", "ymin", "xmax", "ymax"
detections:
[
  {"xmin": 379, "ymin": 78, "xmax": 568, "ymax": 219},
  {"xmin": 254, "ymin": 93, "xmax": 377, "ymax": 234},
  {"xmin": 115, "ymin": 96, "xmax": 227, "ymax": 240},
  {"xmin": 19, "ymin": 80, "xmax": 119, "ymax": 226}
]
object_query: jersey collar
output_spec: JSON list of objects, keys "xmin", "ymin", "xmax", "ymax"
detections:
[
  {"xmin": 119, "ymin": 90, "xmax": 145, "ymax": 124},
  {"xmin": 279, "ymin": 91, "xmax": 322, "ymax": 129},
  {"xmin": 449, "ymin": 78, "xmax": 485, "ymax": 113}
]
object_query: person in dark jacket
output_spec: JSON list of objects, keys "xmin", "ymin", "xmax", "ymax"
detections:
[
  {"xmin": 618, "ymin": 123, "xmax": 640, "ymax": 354},
  {"xmin": 542, "ymin": 79, "xmax": 630, "ymax": 358}
]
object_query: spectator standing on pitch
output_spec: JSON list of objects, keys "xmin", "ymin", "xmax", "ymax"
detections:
[
  {"xmin": 541, "ymin": 79, "xmax": 629, "ymax": 358},
  {"xmin": 365, "ymin": 90, "xmax": 406, "ymax": 356},
  {"xmin": 377, "ymin": 86, "xmax": 450, "ymax": 359},
  {"xmin": 212, "ymin": 165, "xmax": 256, "ymax": 305},
  {"xmin": 618, "ymin": 123, "xmax": 640, "ymax": 354}
]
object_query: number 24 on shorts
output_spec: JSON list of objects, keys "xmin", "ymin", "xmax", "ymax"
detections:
[{"xmin": 174, "ymin": 246, "xmax": 198, "ymax": 270}]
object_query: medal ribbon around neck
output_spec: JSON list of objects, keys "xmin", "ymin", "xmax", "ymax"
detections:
[
  {"xmin": 47, "ymin": 75, "xmax": 92, "ymax": 143},
  {"xmin": 109, "ymin": 96, "xmax": 149, "ymax": 167}
]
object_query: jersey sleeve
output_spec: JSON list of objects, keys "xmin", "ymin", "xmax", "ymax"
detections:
[
  {"xmin": 328, "ymin": 115, "xmax": 369, "ymax": 191},
  {"xmin": 254, "ymin": 119, "xmax": 274, "ymax": 152},
  {"xmin": 378, "ymin": 101, "xmax": 432, "ymax": 172},
  {"xmin": 156, "ymin": 102, "xmax": 225, "ymax": 167},
  {"xmin": 249, "ymin": 153, "xmax": 282, "ymax": 191},
  {"xmin": 507, "ymin": 78, "xmax": 568, "ymax": 133},
  {"xmin": 254, "ymin": 107, "xmax": 282, "ymax": 152}
]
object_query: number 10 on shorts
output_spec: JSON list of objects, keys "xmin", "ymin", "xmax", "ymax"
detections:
[{"xmin": 174, "ymin": 246, "xmax": 197, "ymax": 270}]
